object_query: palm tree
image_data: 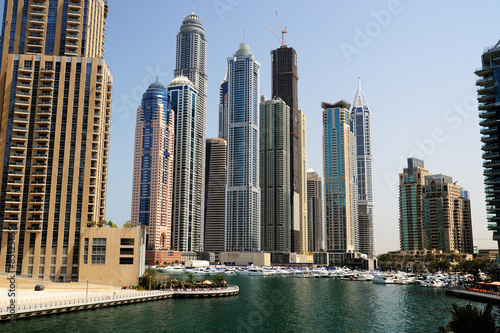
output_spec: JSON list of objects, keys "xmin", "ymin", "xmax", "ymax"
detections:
[{"xmin": 438, "ymin": 303, "xmax": 499, "ymax": 333}]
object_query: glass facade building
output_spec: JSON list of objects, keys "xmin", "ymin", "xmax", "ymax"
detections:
[
  {"xmin": 321, "ymin": 101, "xmax": 357, "ymax": 266},
  {"xmin": 172, "ymin": 11, "xmax": 207, "ymax": 253},
  {"xmin": 131, "ymin": 82, "xmax": 174, "ymax": 250},
  {"xmin": 476, "ymin": 39, "xmax": 500, "ymax": 251},
  {"xmin": 168, "ymin": 76, "xmax": 201, "ymax": 252},
  {"xmin": 259, "ymin": 97, "xmax": 291, "ymax": 253},
  {"xmin": 224, "ymin": 43, "xmax": 260, "ymax": 252},
  {"xmin": 350, "ymin": 78, "xmax": 375, "ymax": 257}
]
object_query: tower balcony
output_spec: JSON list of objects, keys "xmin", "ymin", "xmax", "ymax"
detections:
[
  {"xmin": 477, "ymin": 84, "xmax": 497, "ymax": 95},
  {"xmin": 15, "ymin": 99, "xmax": 30, "ymax": 106},
  {"xmin": 40, "ymin": 67, "xmax": 55, "ymax": 74},
  {"xmin": 18, "ymin": 67, "xmax": 33, "ymax": 73},
  {"xmin": 12, "ymin": 134, "xmax": 27, "ymax": 141},
  {"xmin": 66, "ymin": 33, "xmax": 79, "ymax": 41},
  {"xmin": 480, "ymin": 118, "xmax": 497, "ymax": 127},
  {"xmin": 478, "ymin": 101, "xmax": 496, "ymax": 110},
  {"xmin": 476, "ymin": 66, "xmax": 494, "ymax": 76},
  {"xmin": 27, "ymin": 33, "xmax": 43, "ymax": 40},
  {"xmin": 65, "ymin": 42, "xmax": 78, "ymax": 49},
  {"xmin": 37, "ymin": 109, "xmax": 51, "ymax": 115},
  {"xmin": 16, "ymin": 91, "xmax": 31, "ymax": 97},
  {"xmin": 66, "ymin": 26, "xmax": 80, "ymax": 33},
  {"xmin": 480, "ymin": 126, "xmax": 497, "ymax": 135},
  {"xmin": 32, "ymin": 152, "xmax": 48, "ymax": 159},
  {"xmin": 28, "ymin": 17, "xmax": 45, "ymax": 25},
  {"xmin": 67, "ymin": 18, "xmax": 80, "ymax": 25},
  {"xmin": 13, "ymin": 117, "xmax": 29, "ymax": 124},
  {"xmin": 36, "ymin": 117, "xmax": 50, "ymax": 124},
  {"xmin": 39, "ymin": 75, "xmax": 54, "ymax": 82},
  {"xmin": 64, "ymin": 50, "xmax": 78, "ymax": 56},
  {"xmin": 67, "ymin": 10, "xmax": 81, "ymax": 17},
  {"xmin": 482, "ymin": 142, "xmax": 499, "ymax": 151},
  {"xmin": 38, "ymin": 92, "xmax": 53, "ymax": 99},
  {"xmin": 29, "ymin": 10, "xmax": 46, "ymax": 17},
  {"xmin": 68, "ymin": 2, "xmax": 82, "ymax": 9},
  {"xmin": 484, "ymin": 160, "xmax": 500, "ymax": 168},
  {"xmin": 17, "ymin": 74, "xmax": 32, "ymax": 81},
  {"xmin": 5, "ymin": 197, "xmax": 21, "ymax": 203},
  {"xmin": 39, "ymin": 84, "xmax": 53, "ymax": 90},
  {"xmin": 482, "ymin": 135, "xmax": 499, "ymax": 145},
  {"xmin": 4, "ymin": 206, "xmax": 20, "ymax": 213},
  {"xmin": 37, "ymin": 100, "xmax": 52, "ymax": 107},
  {"xmin": 17, "ymin": 82, "xmax": 32, "ymax": 89},
  {"xmin": 477, "ymin": 76, "xmax": 495, "ymax": 86},
  {"xmin": 28, "ymin": 25, "xmax": 44, "ymax": 32},
  {"xmin": 30, "ymin": 2, "xmax": 47, "ymax": 9}
]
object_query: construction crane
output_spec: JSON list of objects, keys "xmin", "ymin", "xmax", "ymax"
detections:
[{"xmin": 267, "ymin": 11, "xmax": 287, "ymax": 47}]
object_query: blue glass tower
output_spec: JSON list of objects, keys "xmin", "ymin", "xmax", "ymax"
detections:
[
  {"xmin": 225, "ymin": 43, "xmax": 261, "ymax": 252},
  {"xmin": 131, "ymin": 82, "xmax": 174, "ymax": 250},
  {"xmin": 321, "ymin": 100, "xmax": 357, "ymax": 266}
]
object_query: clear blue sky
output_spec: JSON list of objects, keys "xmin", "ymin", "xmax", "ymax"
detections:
[{"xmin": 103, "ymin": 0, "xmax": 500, "ymax": 254}]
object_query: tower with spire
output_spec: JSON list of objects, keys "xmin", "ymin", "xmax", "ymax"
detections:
[
  {"xmin": 224, "ymin": 42, "xmax": 261, "ymax": 252},
  {"xmin": 350, "ymin": 78, "xmax": 375, "ymax": 257},
  {"xmin": 172, "ymin": 10, "xmax": 207, "ymax": 252}
]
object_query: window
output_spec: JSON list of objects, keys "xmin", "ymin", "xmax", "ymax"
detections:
[
  {"xmin": 120, "ymin": 248, "xmax": 134, "ymax": 255},
  {"xmin": 91, "ymin": 238, "xmax": 106, "ymax": 264},
  {"xmin": 121, "ymin": 238, "xmax": 134, "ymax": 246},
  {"xmin": 83, "ymin": 238, "xmax": 89, "ymax": 264},
  {"xmin": 120, "ymin": 258, "xmax": 134, "ymax": 265}
]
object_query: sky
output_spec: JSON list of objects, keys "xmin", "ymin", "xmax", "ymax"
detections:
[{"xmin": 102, "ymin": 0, "xmax": 500, "ymax": 254}]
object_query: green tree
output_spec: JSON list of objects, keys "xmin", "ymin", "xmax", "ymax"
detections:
[
  {"xmin": 438, "ymin": 303, "xmax": 499, "ymax": 333},
  {"xmin": 123, "ymin": 220, "xmax": 134, "ymax": 228},
  {"xmin": 141, "ymin": 266, "xmax": 157, "ymax": 290},
  {"xmin": 216, "ymin": 273, "xmax": 226, "ymax": 285},
  {"xmin": 187, "ymin": 273, "xmax": 194, "ymax": 285}
]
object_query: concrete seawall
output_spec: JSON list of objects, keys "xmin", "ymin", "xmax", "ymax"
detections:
[
  {"xmin": 445, "ymin": 287, "xmax": 500, "ymax": 305},
  {"xmin": 0, "ymin": 285, "xmax": 239, "ymax": 322}
]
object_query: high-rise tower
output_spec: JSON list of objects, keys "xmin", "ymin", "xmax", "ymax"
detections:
[
  {"xmin": 260, "ymin": 97, "xmax": 291, "ymax": 254},
  {"xmin": 0, "ymin": 0, "xmax": 111, "ymax": 280},
  {"xmin": 173, "ymin": 11, "xmax": 207, "ymax": 252},
  {"xmin": 476, "ymin": 39, "xmax": 500, "ymax": 252},
  {"xmin": 322, "ymin": 101, "xmax": 357, "ymax": 266},
  {"xmin": 131, "ymin": 82, "xmax": 174, "ymax": 250},
  {"xmin": 168, "ymin": 76, "xmax": 200, "ymax": 252},
  {"xmin": 204, "ymin": 138, "xmax": 227, "ymax": 252},
  {"xmin": 350, "ymin": 78, "xmax": 375, "ymax": 257},
  {"xmin": 225, "ymin": 43, "xmax": 260, "ymax": 252},
  {"xmin": 307, "ymin": 169, "xmax": 324, "ymax": 252},
  {"xmin": 399, "ymin": 158, "xmax": 431, "ymax": 251},
  {"xmin": 271, "ymin": 46, "xmax": 305, "ymax": 253}
]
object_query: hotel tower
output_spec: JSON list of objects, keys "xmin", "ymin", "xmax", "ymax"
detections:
[
  {"xmin": 224, "ymin": 42, "xmax": 260, "ymax": 252},
  {"xmin": 172, "ymin": 10, "xmax": 207, "ymax": 252},
  {"xmin": 322, "ymin": 101, "xmax": 357, "ymax": 266},
  {"xmin": 131, "ymin": 82, "xmax": 174, "ymax": 250},
  {"xmin": 476, "ymin": 39, "xmax": 500, "ymax": 252},
  {"xmin": 0, "ymin": 0, "xmax": 112, "ymax": 280},
  {"xmin": 350, "ymin": 78, "xmax": 375, "ymax": 257}
]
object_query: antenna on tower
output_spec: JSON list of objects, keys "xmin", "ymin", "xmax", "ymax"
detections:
[
  {"xmin": 267, "ymin": 11, "xmax": 287, "ymax": 47},
  {"xmin": 192, "ymin": 2, "xmax": 195, "ymax": 14},
  {"xmin": 243, "ymin": 29, "xmax": 245, "ymax": 43}
]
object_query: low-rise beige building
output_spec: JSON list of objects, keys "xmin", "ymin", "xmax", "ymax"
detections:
[
  {"xmin": 79, "ymin": 226, "xmax": 145, "ymax": 287},
  {"xmin": 219, "ymin": 252, "xmax": 270, "ymax": 266}
]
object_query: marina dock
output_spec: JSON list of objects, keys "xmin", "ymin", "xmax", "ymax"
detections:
[
  {"xmin": 445, "ymin": 287, "xmax": 500, "ymax": 305},
  {"xmin": 0, "ymin": 285, "xmax": 239, "ymax": 322}
]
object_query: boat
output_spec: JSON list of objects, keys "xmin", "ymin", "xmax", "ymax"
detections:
[
  {"xmin": 157, "ymin": 265, "xmax": 184, "ymax": 273},
  {"xmin": 373, "ymin": 275, "xmax": 395, "ymax": 284},
  {"xmin": 235, "ymin": 267, "xmax": 271, "ymax": 276}
]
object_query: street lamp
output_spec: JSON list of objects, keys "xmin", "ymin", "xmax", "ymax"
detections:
[{"xmin": 86, "ymin": 279, "xmax": 89, "ymax": 298}]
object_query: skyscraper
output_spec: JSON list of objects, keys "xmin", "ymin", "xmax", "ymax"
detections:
[
  {"xmin": 350, "ymin": 78, "xmax": 375, "ymax": 257},
  {"xmin": 173, "ymin": 10, "xmax": 207, "ymax": 252},
  {"xmin": 299, "ymin": 110, "xmax": 308, "ymax": 252},
  {"xmin": 307, "ymin": 169, "xmax": 324, "ymax": 252},
  {"xmin": 168, "ymin": 76, "xmax": 200, "ymax": 252},
  {"xmin": 399, "ymin": 158, "xmax": 431, "ymax": 251},
  {"xmin": 322, "ymin": 101, "xmax": 357, "ymax": 266},
  {"xmin": 260, "ymin": 97, "xmax": 291, "ymax": 254},
  {"xmin": 131, "ymin": 82, "xmax": 174, "ymax": 250},
  {"xmin": 271, "ymin": 46, "xmax": 304, "ymax": 253},
  {"xmin": 218, "ymin": 77, "xmax": 229, "ymax": 142},
  {"xmin": 422, "ymin": 174, "xmax": 473, "ymax": 254},
  {"xmin": 204, "ymin": 138, "xmax": 227, "ymax": 252},
  {"xmin": 0, "ymin": 0, "xmax": 111, "ymax": 280},
  {"xmin": 225, "ymin": 42, "xmax": 260, "ymax": 252},
  {"xmin": 476, "ymin": 39, "xmax": 500, "ymax": 251}
]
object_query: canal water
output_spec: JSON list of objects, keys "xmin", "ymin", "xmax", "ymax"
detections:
[{"xmin": 4, "ymin": 274, "xmax": 485, "ymax": 332}]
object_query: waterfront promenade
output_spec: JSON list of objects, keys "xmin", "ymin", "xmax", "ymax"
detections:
[
  {"xmin": 446, "ymin": 286, "xmax": 500, "ymax": 304},
  {"xmin": 0, "ymin": 284, "xmax": 239, "ymax": 321}
]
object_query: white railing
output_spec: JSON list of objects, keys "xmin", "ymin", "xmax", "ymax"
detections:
[{"xmin": 0, "ymin": 290, "xmax": 172, "ymax": 315}]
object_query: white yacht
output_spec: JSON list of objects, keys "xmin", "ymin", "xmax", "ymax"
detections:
[
  {"xmin": 373, "ymin": 275, "xmax": 395, "ymax": 284},
  {"xmin": 235, "ymin": 267, "xmax": 271, "ymax": 276},
  {"xmin": 157, "ymin": 265, "xmax": 184, "ymax": 273}
]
